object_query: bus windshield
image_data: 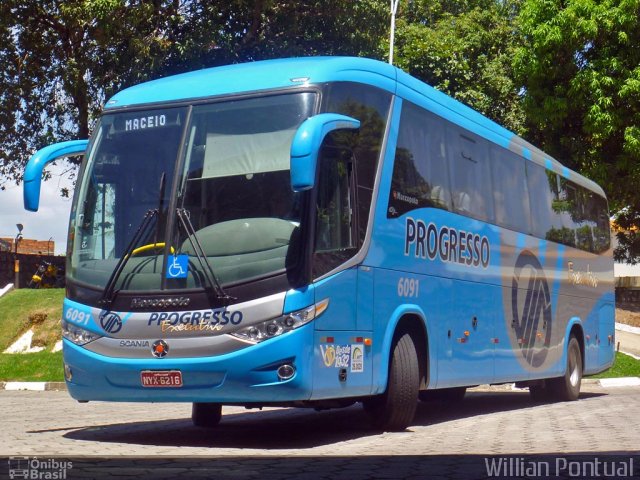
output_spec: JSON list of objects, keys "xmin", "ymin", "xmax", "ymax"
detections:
[{"xmin": 69, "ymin": 92, "xmax": 316, "ymax": 292}]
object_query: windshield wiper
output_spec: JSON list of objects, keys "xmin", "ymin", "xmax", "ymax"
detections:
[
  {"xmin": 176, "ymin": 207, "xmax": 236, "ymax": 306},
  {"xmin": 99, "ymin": 209, "xmax": 158, "ymax": 308}
]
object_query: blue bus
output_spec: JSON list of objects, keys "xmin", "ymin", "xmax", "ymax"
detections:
[{"xmin": 24, "ymin": 57, "xmax": 614, "ymax": 431}]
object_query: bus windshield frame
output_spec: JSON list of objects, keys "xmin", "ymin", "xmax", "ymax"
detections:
[{"xmin": 68, "ymin": 91, "xmax": 318, "ymax": 297}]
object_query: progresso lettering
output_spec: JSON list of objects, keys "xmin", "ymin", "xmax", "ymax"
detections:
[
  {"xmin": 148, "ymin": 310, "xmax": 243, "ymax": 328},
  {"xmin": 125, "ymin": 114, "xmax": 166, "ymax": 131},
  {"xmin": 404, "ymin": 217, "xmax": 490, "ymax": 268}
]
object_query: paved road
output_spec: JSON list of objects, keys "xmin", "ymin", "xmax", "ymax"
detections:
[
  {"xmin": 2, "ymin": 383, "xmax": 639, "ymax": 479},
  {"xmin": 616, "ymin": 328, "xmax": 640, "ymax": 357}
]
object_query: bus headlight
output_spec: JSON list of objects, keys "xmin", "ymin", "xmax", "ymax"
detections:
[
  {"xmin": 62, "ymin": 320, "xmax": 102, "ymax": 346},
  {"xmin": 231, "ymin": 298, "xmax": 329, "ymax": 343}
]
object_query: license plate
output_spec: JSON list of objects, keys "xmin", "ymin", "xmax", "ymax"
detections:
[{"xmin": 140, "ymin": 370, "xmax": 183, "ymax": 388}]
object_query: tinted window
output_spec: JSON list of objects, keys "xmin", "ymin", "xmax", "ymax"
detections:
[
  {"xmin": 590, "ymin": 193, "xmax": 611, "ymax": 253},
  {"xmin": 315, "ymin": 146, "xmax": 356, "ymax": 253},
  {"xmin": 312, "ymin": 144, "xmax": 358, "ymax": 278},
  {"xmin": 388, "ymin": 101, "xmax": 450, "ymax": 218},
  {"xmin": 448, "ymin": 130, "xmax": 494, "ymax": 222},
  {"xmin": 322, "ymin": 82, "xmax": 392, "ymax": 244},
  {"xmin": 386, "ymin": 99, "xmax": 609, "ymax": 254},
  {"xmin": 490, "ymin": 147, "xmax": 531, "ymax": 233},
  {"xmin": 527, "ymin": 164, "xmax": 566, "ymax": 241},
  {"xmin": 527, "ymin": 162, "xmax": 610, "ymax": 253}
]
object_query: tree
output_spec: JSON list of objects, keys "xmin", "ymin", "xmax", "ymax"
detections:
[
  {"xmin": 514, "ymin": 0, "xmax": 640, "ymax": 262},
  {"xmin": 392, "ymin": 0, "xmax": 526, "ymax": 133},
  {"xmin": 167, "ymin": 1, "xmax": 388, "ymax": 69},
  {"xmin": 0, "ymin": 0, "xmax": 389, "ymax": 192},
  {"xmin": 0, "ymin": 0, "xmax": 185, "ymax": 191}
]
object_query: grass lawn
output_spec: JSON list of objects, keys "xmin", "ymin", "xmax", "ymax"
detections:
[
  {"xmin": 0, "ymin": 351, "xmax": 64, "ymax": 382},
  {"xmin": 587, "ymin": 351, "xmax": 640, "ymax": 379},
  {"xmin": 0, "ymin": 288, "xmax": 64, "ymax": 351}
]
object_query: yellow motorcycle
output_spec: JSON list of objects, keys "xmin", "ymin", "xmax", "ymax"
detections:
[{"xmin": 28, "ymin": 260, "xmax": 64, "ymax": 288}]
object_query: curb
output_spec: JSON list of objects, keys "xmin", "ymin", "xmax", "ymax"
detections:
[
  {"xmin": 616, "ymin": 322, "xmax": 640, "ymax": 335},
  {"xmin": 598, "ymin": 377, "xmax": 640, "ymax": 387},
  {"xmin": 2, "ymin": 378, "xmax": 640, "ymax": 392},
  {"xmin": 1, "ymin": 382, "xmax": 67, "ymax": 391},
  {"xmin": 0, "ymin": 283, "xmax": 13, "ymax": 298}
]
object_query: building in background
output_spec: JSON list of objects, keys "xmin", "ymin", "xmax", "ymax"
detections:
[
  {"xmin": 0, "ymin": 239, "xmax": 11, "ymax": 252},
  {"xmin": 0, "ymin": 237, "xmax": 55, "ymax": 256}
]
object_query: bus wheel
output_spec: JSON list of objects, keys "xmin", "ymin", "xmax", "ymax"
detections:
[
  {"xmin": 192, "ymin": 403, "xmax": 222, "ymax": 428},
  {"xmin": 363, "ymin": 332, "xmax": 419, "ymax": 431},
  {"xmin": 547, "ymin": 336, "xmax": 582, "ymax": 401},
  {"xmin": 418, "ymin": 387, "xmax": 466, "ymax": 403}
]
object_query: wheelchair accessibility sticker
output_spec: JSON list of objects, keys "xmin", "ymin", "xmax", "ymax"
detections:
[{"xmin": 167, "ymin": 254, "xmax": 189, "ymax": 279}]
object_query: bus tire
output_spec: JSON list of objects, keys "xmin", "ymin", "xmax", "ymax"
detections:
[
  {"xmin": 363, "ymin": 332, "xmax": 419, "ymax": 431},
  {"xmin": 418, "ymin": 387, "xmax": 466, "ymax": 403},
  {"xmin": 192, "ymin": 402, "xmax": 222, "ymax": 428},
  {"xmin": 547, "ymin": 336, "xmax": 582, "ymax": 401}
]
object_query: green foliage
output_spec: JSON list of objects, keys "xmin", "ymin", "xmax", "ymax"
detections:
[
  {"xmin": 393, "ymin": 0, "xmax": 526, "ymax": 133},
  {"xmin": 515, "ymin": 0, "xmax": 640, "ymax": 261},
  {"xmin": 588, "ymin": 352, "xmax": 640, "ymax": 379},
  {"xmin": 0, "ymin": 0, "xmax": 388, "ymax": 191},
  {"xmin": 2, "ymin": 0, "xmax": 640, "ymax": 261},
  {"xmin": 0, "ymin": 288, "xmax": 64, "ymax": 351},
  {"xmin": 0, "ymin": 0, "xmax": 185, "ymax": 189},
  {"xmin": 0, "ymin": 351, "xmax": 63, "ymax": 381}
]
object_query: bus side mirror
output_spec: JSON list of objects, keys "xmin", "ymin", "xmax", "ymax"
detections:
[
  {"xmin": 24, "ymin": 140, "xmax": 89, "ymax": 212},
  {"xmin": 290, "ymin": 113, "xmax": 360, "ymax": 192}
]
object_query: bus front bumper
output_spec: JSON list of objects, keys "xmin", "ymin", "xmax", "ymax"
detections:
[{"xmin": 62, "ymin": 323, "xmax": 314, "ymax": 403}]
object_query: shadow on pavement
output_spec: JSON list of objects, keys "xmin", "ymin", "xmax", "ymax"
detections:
[{"xmin": 56, "ymin": 390, "xmax": 606, "ymax": 450}]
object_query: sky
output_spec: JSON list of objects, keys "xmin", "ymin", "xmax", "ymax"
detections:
[{"xmin": 0, "ymin": 161, "xmax": 77, "ymax": 255}]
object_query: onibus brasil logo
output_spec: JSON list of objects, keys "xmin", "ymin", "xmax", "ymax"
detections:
[{"xmin": 511, "ymin": 250, "xmax": 552, "ymax": 368}]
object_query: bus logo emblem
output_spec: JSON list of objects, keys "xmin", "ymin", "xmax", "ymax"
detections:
[
  {"xmin": 99, "ymin": 311, "xmax": 123, "ymax": 334},
  {"xmin": 511, "ymin": 250, "xmax": 552, "ymax": 368},
  {"xmin": 151, "ymin": 340, "xmax": 169, "ymax": 358}
]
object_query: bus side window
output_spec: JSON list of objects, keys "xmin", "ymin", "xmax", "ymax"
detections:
[
  {"xmin": 490, "ymin": 147, "xmax": 531, "ymax": 233},
  {"xmin": 527, "ymin": 164, "xmax": 565, "ymax": 243},
  {"xmin": 590, "ymin": 193, "xmax": 611, "ymax": 253},
  {"xmin": 387, "ymin": 101, "xmax": 452, "ymax": 218},
  {"xmin": 322, "ymin": 82, "xmax": 392, "ymax": 246},
  {"xmin": 448, "ymin": 130, "xmax": 493, "ymax": 222},
  {"xmin": 312, "ymin": 140, "xmax": 359, "ymax": 278},
  {"xmin": 315, "ymin": 145, "xmax": 356, "ymax": 253}
]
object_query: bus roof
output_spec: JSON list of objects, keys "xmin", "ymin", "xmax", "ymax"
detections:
[
  {"xmin": 105, "ymin": 56, "xmax": 605, "ymax": 198},
  {"xmin": 105, "ymin": 57, "xmax": 396, "ymax": 109}
]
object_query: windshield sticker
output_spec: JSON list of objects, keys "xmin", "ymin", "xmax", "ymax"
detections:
[
  {"xmin": 166, "ymin": 255, "xmax": 189, "ymax": 279},
  {"xmin": 404, "ymin": 217, "xmax": 490, "ymax": 268}
]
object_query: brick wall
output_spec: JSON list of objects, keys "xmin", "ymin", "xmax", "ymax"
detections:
[{"xmin": 0, "ymin": 237, "xmax": 56, "ymax": 255}]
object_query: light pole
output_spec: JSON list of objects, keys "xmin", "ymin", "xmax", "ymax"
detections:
[
  {"xmin": 14, "ymin": 224, "xmax": 23, "ymax": 288},
  {"xmin": 47, "ymin": 237, "xmax": 53, "ymax": 256},
  {"xmin": 389, "ymin": 0, "xmax": 401, "ymax": 65}
]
